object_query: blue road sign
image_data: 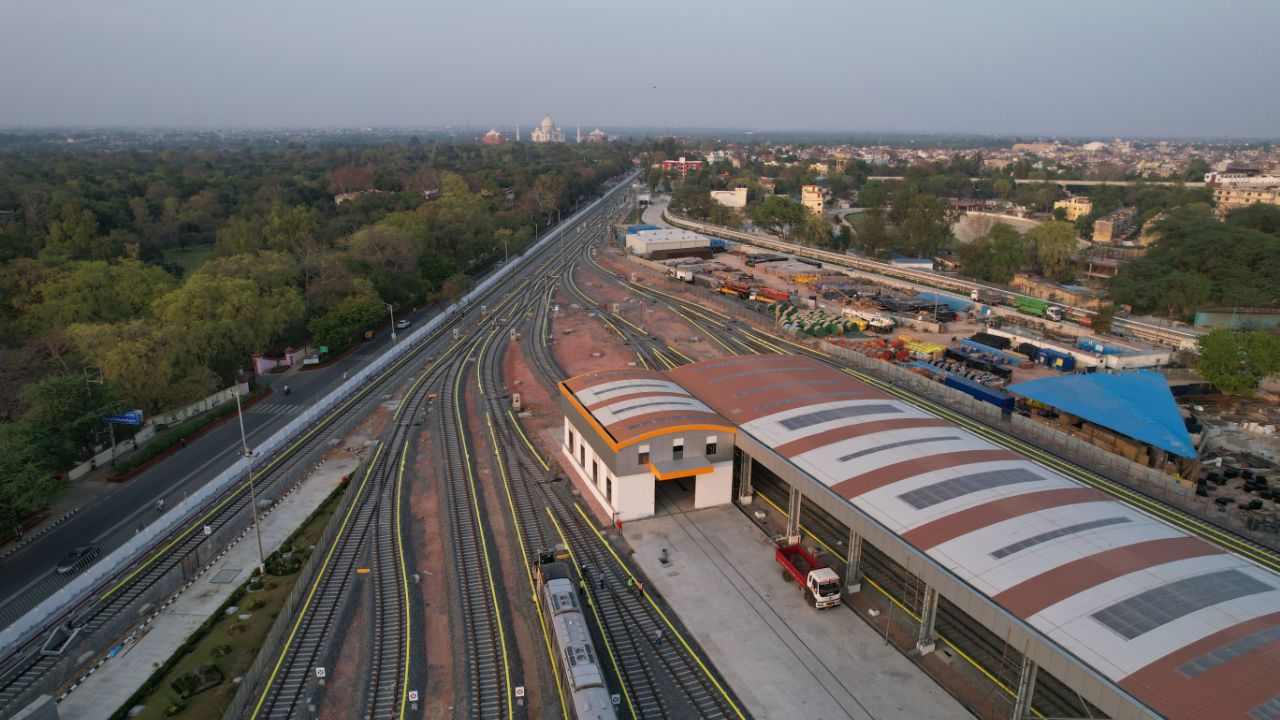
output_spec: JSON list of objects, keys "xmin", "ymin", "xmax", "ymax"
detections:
[{"xmin": 103, "ymin": 410, "xmax": 144, "ymax": 426}]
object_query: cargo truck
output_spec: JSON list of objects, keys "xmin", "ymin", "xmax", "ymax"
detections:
[{"xmin": 776, "ymin": 544, "xmax": 842, "ymax": 609}]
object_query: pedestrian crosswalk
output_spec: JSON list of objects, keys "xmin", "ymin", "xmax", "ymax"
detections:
[{"xmin": 251, "ymin": 402, "xmax": 302, "ymax": 415}]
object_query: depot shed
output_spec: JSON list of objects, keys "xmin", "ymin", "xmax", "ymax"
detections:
[{"xmin": 559, "ymin": 368, "xmax": 736, "ymax": 521}]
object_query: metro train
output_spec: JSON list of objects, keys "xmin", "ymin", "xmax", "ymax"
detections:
[{"xmin": 536, "ymin": 556, "xmax": 618, "ymax": 720}]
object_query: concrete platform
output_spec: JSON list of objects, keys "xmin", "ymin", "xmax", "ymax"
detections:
[
  {"xmin": 623, "ymin": 482, "xmax": 973, "ymax": 720},
  {"xmin": 54, "ymin": 454, "xmax": 360, "ymax": 720}
]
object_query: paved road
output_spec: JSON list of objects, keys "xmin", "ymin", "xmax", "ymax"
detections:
[{"xmin": 0, "ymin": 303, "xmax": 439, "ymax": 623}]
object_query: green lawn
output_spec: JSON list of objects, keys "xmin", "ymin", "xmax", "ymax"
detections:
[
  {"xmin": 163, "ymin": 245, "xmax": 214, "ymax": 276},
  {"xmin": 114, "ymin": 485, "xmax": 345, "ymax": 720}
]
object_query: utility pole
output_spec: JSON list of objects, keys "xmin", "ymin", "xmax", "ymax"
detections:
[
  {"xmin": 84, "ymin": 366, "xmax": 115, "ymax": 464},
  {"xmin": 235, "ymin": 390, "xmax": 266, "ymax": 575},
  {"xmin": 387, "ymin": 303, "xmax": 398, "ymax": 342}
]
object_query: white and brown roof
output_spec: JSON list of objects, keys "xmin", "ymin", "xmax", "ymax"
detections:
[
  {"xmin": 560, "ymin": 368, "xmax": 732, "ymax": 448},
  {"xmin": 656, "ymin": 355, "xmax": 1279, "ymax": 720}
]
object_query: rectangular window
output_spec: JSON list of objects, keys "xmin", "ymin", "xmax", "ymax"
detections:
[
  {"xmin": 673, "ymin": 438, "xmax": 684, "ymax": 461},
  {"xmin": 638, "ymin": 444, "xmax": 649, "ymax": 465},
  {"xmin": 705, "ymin": 438, "xmax": 717, "ymax": 457},
  {"xmin": 591, "ymin": 460, "xmax": 598, "ymax": 483},
  {"xmin": 568, "ymin": 430, "xmax": 575, "ymax": 454},
  {"xmin": 579, "ymin": 444, "xmax": 585, "ymax": 467},
  {"xmin": 606, "ymin": 476, "xmax": 613, "ymax": 504}
]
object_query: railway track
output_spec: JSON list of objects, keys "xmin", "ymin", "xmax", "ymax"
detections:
[
  {"xmin": 246, "ymin": 353, "xmax": 447, "ymax": 719},
  {"xmin": 479, "ymin": 236, "xmax": 747, "ymax": 718}
]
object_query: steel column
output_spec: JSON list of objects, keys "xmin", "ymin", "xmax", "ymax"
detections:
[
  {"xmin": 1011, "ymin": 654, "xmax": 1039, "ymax": 719},
  {"xmin": 736, "ymin": 450, "xmax": 754, "ymax": 504},
  {"xmin": 785, "ymin": 485, "xmax": 802, "ymax": 545},
  {"xmin": 844, "ymin": 530, "xmax": 863, "ymax": 594},
  {"xmin": 916, "ymin": 584, "xmax": 939, "ymax": 654}
]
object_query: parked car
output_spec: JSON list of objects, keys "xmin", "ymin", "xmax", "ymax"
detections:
[
  {"xmin": 395, "ymin": 319, "xmax": 411, "ymax": 330},
  {"xmin": 57, "ymin": 544, "xmax": 100, "ymax": 575}
]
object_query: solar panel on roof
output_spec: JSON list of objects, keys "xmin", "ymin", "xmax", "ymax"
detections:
[
  {"xmin": 838, "ymin": 436, "xmax": 960, "ymax": 463},
  {"xmin": 779, "ymin": 404, "xmax": 900, "ymax": 431},
  {"xmin": 609, "ymin": 399, "xmax": 700, "ymax": 416},
  {"xmin": 1249, "ymin": 695, "xmax": 1280, "ymax": 720},
  {"xmin": 708, "ymin": 366, "xmax": 810, "ymax": 384},
  {"xmin": 1092, "ymin": 569, "xmax": 1274, "ymax": 640},
  {"xmin": 754, "ymin": 391, "xmax": 866, "ymax": 413},
  {"xmin": 733, "ymin": 378, "xmax": 839, "ymax": 397},
  {"xmin": 1178, "ymin": 624, "xmax": 1280, "ymax": 678},
  {"xmin": 989, "ymin": 517, "xmax": 1132, "ymax": 560},
  {"xmin": 898, "ymin": 468, "xmax": 1043, "ymax": 510},
  {"xmin": 625, "ymin": 413, "xmax": 716, "ymax": 431},
  {"xmin": 590, "ymin": 382, "xmax": 681, "ymax": 398}
]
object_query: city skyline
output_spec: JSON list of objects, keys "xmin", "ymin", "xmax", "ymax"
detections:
[{"xmin": 1, "ymin": 0, "xmax": 1278, "ymax": 138}]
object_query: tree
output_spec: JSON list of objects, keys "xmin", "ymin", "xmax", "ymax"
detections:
[
  {"xmin": 854, "ymin": 210, "xmax": 890, "ymax": 257},
  {"xmin": 1026, "ymin": 220, "xmax": 1079, "ymax": 281},
  {"xmin": 151, "ymin": 273, "xmax": 304, "ymax": 380},
  {"xmin": 69, "ymin": 320, "xmax": 220, "ymax": 414},
  {"xmin": 0, "ymin": 423, "xmax": 61, "ymax": 536},
  {"xmin": 1183, "ymin": 157, "xmax": 1211, "ymax": 183},
  {"xmin": 749, "ymin": 196, "xmax": 805, "ymax": 237},
  {"xmin": 858, "ymin": 181, "xmax": 886, "ymax": 210},
  {"xmin": 1226, "ymin": 203, "xmax": 1280, "ymax": 237},
  {"xmin": 1195, "ymin": 329, "xmax": 1280, "ymax": 396},
  {"xmin": 1092, "ymin": 304, "xmax": 1117, "ymax": 334},
  {"xmin": 43, "ymin": 206, "xmax": 104, "ymax": 260},
  {"xmin": 262, "ymin": 205, "xmax": 319, "ymax": 257},
  {"xmin": 306, "ymin": 278, "xmax": 385, "ymax": 350},
  {"xmin": 988, "ymin": 223, "xmax": 1029, "ymax": 283},
  {"xmin": 21, "ymin": 374, "xmax": 121, "ymax": 468},
  {"xmin": 33, "ymin": 260, "xmax": 178, "ymax": 329},
  {"xmin": 898, "ymin": 195, "xmax": 958, "ymax": 257}
]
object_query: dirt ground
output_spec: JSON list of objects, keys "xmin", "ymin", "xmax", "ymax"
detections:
[
  {"xmin": 502, "ymin": 341, "xmax": 562, "ymax": 462},
  {"xmin": 411, "ymin": 424, "xmax": 456, "ymax": 719},
  {"xmin": 464, "ymin": 373, "xmax": 557, "ymax": 719},
  {"xmin": 550, "ymin": 283, "xmax": 637, "ymax": 377},
  {"xmin": 575, "ymin": 261, "xmax": 725, "ymax": 363}
]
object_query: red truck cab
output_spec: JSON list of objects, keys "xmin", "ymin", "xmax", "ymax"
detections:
[{"xmin": 776, "ymin": 544, "xmax": 842, "ymax": 609}]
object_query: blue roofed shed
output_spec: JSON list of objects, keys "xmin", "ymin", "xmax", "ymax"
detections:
[{"xmin": 1008, "ymin": 371, "xmax": 1195, "ymax": 458}]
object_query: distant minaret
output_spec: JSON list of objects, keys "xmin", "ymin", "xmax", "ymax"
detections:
[
  {"xmin": 576, "ymin": 126, "xmax": 581, "ymax": 143},
  {"xmin": 516, "ymin": 126, "xmax": 520, "ymax": 142}
]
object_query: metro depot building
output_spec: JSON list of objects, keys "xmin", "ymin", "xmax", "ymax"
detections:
[{"xmin": 559, "ymin": 355, "xmax": 1280, "ymax": 720}]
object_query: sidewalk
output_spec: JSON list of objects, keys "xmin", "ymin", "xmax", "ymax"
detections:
[{"xmin": 53, "ymin": 451, "xmax": 360, "ymax": 720}]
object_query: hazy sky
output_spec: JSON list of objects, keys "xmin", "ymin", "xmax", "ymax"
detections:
[{"xmin": 3, "ymin": 0, "xmax": 1278, "ymax": 138}]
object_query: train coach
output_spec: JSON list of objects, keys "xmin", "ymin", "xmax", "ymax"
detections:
[{"xmin": 536, "ymin": 557, "xmax": 618, "ymax": 720}]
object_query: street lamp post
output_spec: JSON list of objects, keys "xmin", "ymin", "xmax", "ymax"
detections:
[
  {"xmin": 234, "ymin": 390, "xmax": 266, "ymax": 575},
  {"xmin": 387, "ymin": 303, "xmax": 398, "ymax": 342}
]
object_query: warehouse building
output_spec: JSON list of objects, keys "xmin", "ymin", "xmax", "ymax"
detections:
[
  {"xmin": 560, "ymin": 355, "xmax": 1280, "ymax": 720},
  {"xmin": 624, "ymin": 228, "xmax": 712, "ymax": 260}
]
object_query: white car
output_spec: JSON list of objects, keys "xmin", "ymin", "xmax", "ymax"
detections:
[{"xmin": 395, "ymin": 319, "xmax": 411, "ymax": 330}]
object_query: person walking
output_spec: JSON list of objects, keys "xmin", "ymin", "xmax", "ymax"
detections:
[{"xmin": 626, "ymin": 577, "xmax": 634, "ymax": 593}]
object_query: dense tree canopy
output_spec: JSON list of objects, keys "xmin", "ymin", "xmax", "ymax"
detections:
[
  {"xmin": 1195, "ymin": 329, "xmax": 1280, "ymax": 396},
  {"xmin": 0, "ymin": 137, "xmax": 637, "ymax": 524},
  {"xmin": 1109, "ymin": 207, "xmax": 1280, "ymax": 316}
]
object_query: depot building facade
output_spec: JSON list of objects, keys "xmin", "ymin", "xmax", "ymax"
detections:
[{"xmin": 559, "ymin": 367, "xmax": 736, "ymax": 520}]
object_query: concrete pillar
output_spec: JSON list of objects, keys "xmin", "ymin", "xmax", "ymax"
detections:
[
  {"xmin": 1011, "ymin": 654, "xmax": 1039, "ymax": 720},
  {"xmin": 785, "ymin": 485, "xmax": 802, "ymax": 545},
  {"xmin": 736, "ymin": 451, "xmax": 754, "ymax": 504},
  {"xmin": 916, "ymin": 584, "xmax": 939, "ymax": 654},
  {"xmin": 844, "ymin": 530, "xmax": 863, "ymax": 594}
]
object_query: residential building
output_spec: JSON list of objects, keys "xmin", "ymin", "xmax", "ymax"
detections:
[
  {"xmin": 1054, "ymin": 196, "xmax": 1094, "ymax": 222},
  {"xmin": 1011, "ymin": 274, "xmax": 1104, "ymax": 308},
  {"xmin": 660, "ymin": 156, "xmax": 703, "ymax": 177},
  {"xmin": 801, "ymin": 184, "xmax": 824, "ymax": 213},
  {"xmin": 1205, "ymin": 173, "xmax": 1280, "ymax": 215},
  {"xmin": 709, "ymin": 187, "xmax": 748, "ymax": 208},
  {"xmin": 530, "ymin": 114, "xmax": 565, "ymax": 143},
  {"xmin": 1092, "ymin": 207, "xmax": 1139, "ymax": 243}
]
